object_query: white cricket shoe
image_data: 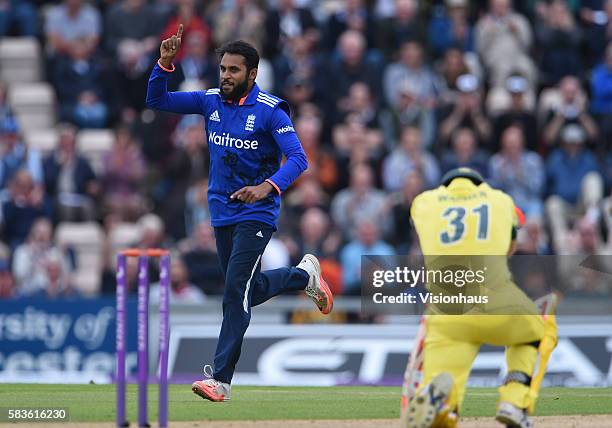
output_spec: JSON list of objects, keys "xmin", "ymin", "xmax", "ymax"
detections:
[
  {"xmin": 496, "ymin": 402, "xmax": 533, "ymax": 428},
  {"xmin": 191, "ymin": 365, "xmax": 231, "ymax": 402},
  {"xmin": 406, "ymin": 372, "xmax": 454, "ymax": 428},
  {"xmin": 297, "ymin": 254, "xmax": 334, "ymax": 314}
]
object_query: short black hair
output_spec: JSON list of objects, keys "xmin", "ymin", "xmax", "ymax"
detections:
[{"xmin": 216, "ymin": 40, "xmax": 259, "ymax": 71}]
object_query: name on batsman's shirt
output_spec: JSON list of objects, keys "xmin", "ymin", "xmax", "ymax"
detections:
[{"xmin": 146, "ymin": 63, "xmax": 308, "ymax": 227}]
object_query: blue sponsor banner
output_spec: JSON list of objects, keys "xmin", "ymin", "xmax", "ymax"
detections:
[{"xmin": 0, "ymin": 297, "xmax": 136, "ymax": 383}]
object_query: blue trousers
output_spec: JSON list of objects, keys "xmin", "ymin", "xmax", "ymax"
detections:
[{"xmin": 213, "ymin": 221, "xmax": 309, "ymax": 383}]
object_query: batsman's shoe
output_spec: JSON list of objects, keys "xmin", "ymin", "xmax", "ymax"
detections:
[
  {"xmin": 496, "ymin": 402, "xmax": 533, "ymax": 428},
  {"xmin": 191, "ymin": 365, "xmax": 231, "ymax": 402},
  {"xmin": 406, "ymin": 372, "xmax": 455, "ymax": 428},
  {"xmin": 298, "ymin": 254, "xmax": 333, "ymax": 314}
]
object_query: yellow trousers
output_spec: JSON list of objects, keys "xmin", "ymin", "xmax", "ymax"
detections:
[{"xmin": 422, "ymin": 313, "xmax": 545, "ymax": 412}]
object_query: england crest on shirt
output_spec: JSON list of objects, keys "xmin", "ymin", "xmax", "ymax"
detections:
[{"xmin": 245, "ymin": 114, "xmax": 255, "ymax": 131}]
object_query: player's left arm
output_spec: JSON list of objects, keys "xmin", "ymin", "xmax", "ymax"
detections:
[{"xmin": 230, "ymin": 105, "xmax": 308, "ymax": 204}]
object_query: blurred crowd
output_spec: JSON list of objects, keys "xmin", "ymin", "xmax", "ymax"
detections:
[{"xmin": 1, "ymin": 0, "xmax": 612, "ymax": 301}]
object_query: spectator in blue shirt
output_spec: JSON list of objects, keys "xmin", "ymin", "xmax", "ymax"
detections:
[
  {"xmin": 340, "ymin": 219, "xmax": 395, "ymax": 295},
  {"xmin": 0, "ymin": 117, "xmax": 43, "ymax": 191},
  {"xmin": 545, "ymin": 124, "xmax": 604, "ymax": 252},
  {"xmin": 428, "ymin": 0, "xmax": 474, "ymax": 57},
  {"xmin": 591, "ymin": 43, "xmax": 612, "ymax": 149},
  {"xmin": 489, "ymin": 125, "xmax": 544, "ymax": 219}
]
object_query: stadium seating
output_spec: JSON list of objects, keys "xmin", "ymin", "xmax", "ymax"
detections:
[
  {"xmin": 0, "ymin": 37, "xmax": 42, "ymax": 83},
  {"xmin": 8, "ymin": 82, "xmax": 56, "ymax": 129},
  {"xmin": 22, "ymin": 128, "xmax": 59, "ymax": 156},
  {"xmin": 55, "ymin": 222, "xmax": 104, "ymax": 296},
  {"xmin": 76, "ymin": 129, "xmax": 115, "ymax": 174},
  {"xmin": 108, "ymin": 222, "xmax": 142, "ymax": 258}
]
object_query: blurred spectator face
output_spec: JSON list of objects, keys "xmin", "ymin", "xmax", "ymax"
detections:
[
  {"xmin": 606, "ymin": 43, "xmax": 612, "ymax": 70},
  {"xmin": 400, "ymin": 41, "xmax": 423, "ymax": 69},
  {"xmin": 339, "ymin": 31, "xmax": 366, "ymax": 66},
  {"xmin": 344, "ymin": 113, "xmax": 369, "ymax": 143},
  {"xmin": 298, "ymin": 179, "xmax": 324, "ymax": 207},
  {"xmin": 447, "ymin": 0, "xmax": 468, "ymax": 20},
  {"xmin": 452, "ymin": 128, "xmax": 477, "ymax": 159},
  {"xmin": 348, "ymin": 82, "xmax": 372, "ymax": 111},
  {"xmin": 350, "ymin": 164, "xmax": 374, "ymax": 194},
  {"xmin": 185, "ymin": 32, "xmax": 209, "ymax": 59},
  {"xmin": 577, "ymin": 218, "xmax": 599, "ymax": 251},
  {"xmin": 0, "ymin": 82, "xmax": 6, "ymax": 105},
  {"xmin": 518, "ymin": 219, "xmax": 543, "ymax": 253},
  {"xmin": 357, "ymin": 220, "xmax": 379, "ymax": 247},
  {"xmin": 443, "ymin": 48, "xmax": 465, "ymax": 77},
  {"xmin": 501, "ymin": 126, "xmax": 525, "ymax": 158},
  {"xmin": 559, "ymin": 76, "xmax": 580, "ymax": 104},
  {"xmin": 296, "ymin": 116, "xmax": 321, "ymax": 149},
  {"xmin": 396, "ymin": 0, "xmax": 418, "ymax": 21},
  {"xmin": 0, "ymin": 261, "xmax": 15, "ymax": 298},
  {"xmin": 178, "ymin": 0, "xmax": 197, "ymax": 16},
  {"xmin": 300, "ymin": 208, "xmax": 329, "ymax": 244},
  {"xmin": 114, "ymin": 127, "xmax": 133, "ymax": 150},
  {"xmin": 45, "ymin": 253, "xmax": 65, "ymax": 286},
  {"xmin": 549, "ymin": 0, "xmax": 572, "ymax": 27},
  {"xmin": 194, "ymin": 222, "xmax": 215, "ymax": 248},
  {"xmin": 345, "ymin": 0, "xmax": 363, "ymax": 12},
  {"xmin": 125, "ymin": 0, "xmax": 145, "ymax": 11},
  {"xmin": 29, "ymin": 218, "xmax": 53, "ymax": 248},
  {"xmin": 0, "ymin": 117, "xmax": 20, "ymax": 149},
  {"xmin": 58, "ymin": 124, "xmax": 77, "ymax": 155},
  {"xmin": 10, "ymin": 170, "xmax": 35, "ymax": 201},
  {"xmin": 490, "ymin": 0, "xmax": 511, "ymax": 16},
  {"xmin": 138, "ymin": 214, "xmax": 164, "ymax": 248},
  {"xmin": 171, "ymin": 258, "xmax": 189, "ymax": 289},
  {"xmin": 183, "ymin": 123, "xmax": 206, "ymax": 152},
  {"xmin": 402, "ymin": 171, "xmax": 423, "ymax": 201},
  {"xmin": 285, "ymin": 78, "xmax": 313, "ymax": 105},
  {"xmin": 400, "ymin": 127, "xmax": 422, "ymax": 154},
  {"xmin": 289, "ymin": 35, "xmax": 310, "ymax": 58},
  {"xmin": 65, "ymin": 0, "xmax": 82, "ymax": 12},
  {"xmin": 278, "ymin": 0, "xmax": 295, "ymax": 10}
]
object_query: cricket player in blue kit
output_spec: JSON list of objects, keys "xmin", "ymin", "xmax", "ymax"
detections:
[{"xmin": 146, "ymin": 25, "xmax": 334, "ymax": 401}]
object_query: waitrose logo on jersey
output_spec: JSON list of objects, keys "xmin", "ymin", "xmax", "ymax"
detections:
[{"xmin": 209, "ymin": 132, "xmax": 259, "ymax": 150}]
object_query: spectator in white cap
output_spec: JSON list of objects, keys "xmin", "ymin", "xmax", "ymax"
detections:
[
  {"xmin": 490, "ymin": 74, "xmax": 538, "ymax": 151},
  {"xmin": 437, "ymin": 73, "xmax": 492, "ymax": 150}
]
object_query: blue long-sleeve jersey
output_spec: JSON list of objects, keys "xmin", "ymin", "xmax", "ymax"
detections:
[{"xmin": 146, "ymin": 63, "xmax": 308, "ymax": 227}]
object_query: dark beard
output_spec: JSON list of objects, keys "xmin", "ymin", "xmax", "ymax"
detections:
[{"xmin": 220, "ymin": 79, "xmax": 249, "ymax": 102}]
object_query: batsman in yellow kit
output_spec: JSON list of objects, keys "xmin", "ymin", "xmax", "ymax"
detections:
[{"xmin": 402, "ymin": 168, "xmax": 558, "ymax": 428}]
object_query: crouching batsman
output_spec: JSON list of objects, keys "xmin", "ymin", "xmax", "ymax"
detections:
[
  {"xmin": 146, "ymin": 25, "xmax": 333, "ymax": 402},
  {"xmin": 400, "ymin": 168, "xmax": 557, "ymax": 428}
]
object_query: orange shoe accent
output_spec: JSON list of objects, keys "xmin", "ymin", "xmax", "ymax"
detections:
[
  {"xmin": 191, "ymin": 381, "xmax": 225, "ymax": 402},
  {"xmin": 319, "ymin": 276, "xmax": 334, "ymax": 315}
]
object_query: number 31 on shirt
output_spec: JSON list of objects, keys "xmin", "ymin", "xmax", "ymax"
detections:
[{"xmin": 440, "ymin": 204, "xmax": 489, "ymax": 244}]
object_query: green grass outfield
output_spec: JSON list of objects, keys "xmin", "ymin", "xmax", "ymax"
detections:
[{"xmin": 0, "ymin": 385, "xmax": 610, "ymax": 422}]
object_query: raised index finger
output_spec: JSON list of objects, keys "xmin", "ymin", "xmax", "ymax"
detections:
[{"xmin": 176, "ymin": 24, "xmax": 184, "ymax": 39}]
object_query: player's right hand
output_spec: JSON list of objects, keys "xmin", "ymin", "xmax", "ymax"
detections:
[{"xmin": 159, "ymin": 24, "xmax": 183, "ymax": 69}]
